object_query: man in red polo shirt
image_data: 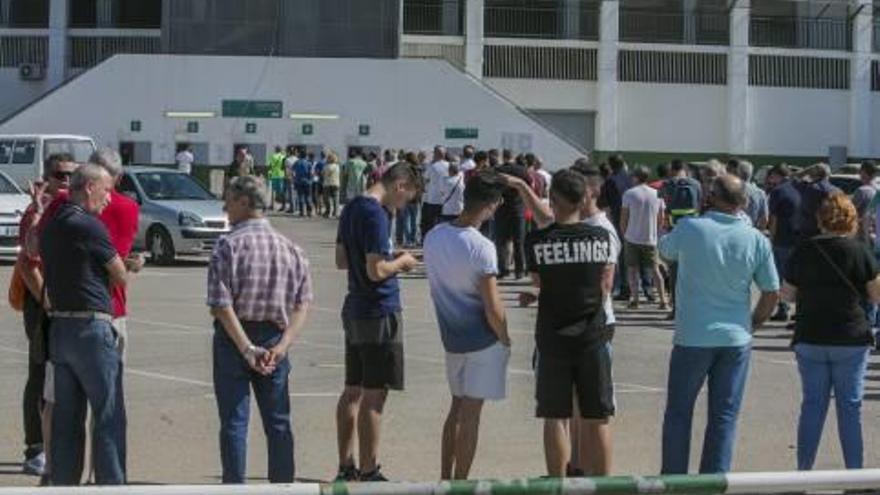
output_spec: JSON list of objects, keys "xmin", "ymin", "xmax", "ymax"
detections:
[{"xmin": 90, "ymin": 148, "xmax": 143, "ymax": 359}]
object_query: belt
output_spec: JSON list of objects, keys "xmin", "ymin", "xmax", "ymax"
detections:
[{"xmin": 49, "ymin": 311, "xmax": 113, "ymax": 321}]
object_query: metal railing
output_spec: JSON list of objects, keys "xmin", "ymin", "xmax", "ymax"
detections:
[
  {"xmin": 4, "ymin": 469, "xmax": 880, "ymax": 495},
  {"xmin": 400, "ymin": 40, "xmax": 466, "ymax": 70},
  {"xmin": 619, "ymin": 50, "xmax": 727, "ymax": 85},
  {"xmin": 0, "ymin": 34, "xmax": 47, "ymax": 67},
  {"xmin": 403, "ymin": 0, "xmax": 464, "ymax": 36},
  {"xmin": 751, "ymin": 15, "xmax": 852, "ymax": 51},
  {"xmin": 68, "ymin": 31, "xmax": 162, "ymax": 69},
  {"xmin": 874, "ymin": 18, "xmax": 880, "ymax": 52},
  {"xmin": 749, "ymin": 54, "xmax": 850, "ymax": 90},
  {"xmin": 484, "ymin": 5, "xmax": 599, "ymax": 41},
  {"xmin": 483, "ymin": 44, "xmax": 597, "ymax": 80},
  {"xmin": 619, "ymin": 9, "xmax": 729, "ymax": 45}
]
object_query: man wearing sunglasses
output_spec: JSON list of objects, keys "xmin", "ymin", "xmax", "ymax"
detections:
[{"xmin": 16, "ymin": 154, "xmax": 79, "ymax": 480}]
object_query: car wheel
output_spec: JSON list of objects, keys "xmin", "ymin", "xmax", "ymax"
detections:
[{"xmin": 148, "ymin": 226, "xmax": 175, "ymax": 265}]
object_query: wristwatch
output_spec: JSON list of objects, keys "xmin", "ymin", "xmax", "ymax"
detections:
[{"xmin": 242, "ymin": 344, "xmax": 258, "ymax": 361}]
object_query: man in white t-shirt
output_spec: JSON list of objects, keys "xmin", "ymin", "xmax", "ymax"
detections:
[
  {"xmin": 620, "ymin": 166, "xmax": 667, "ymax": 309},
  {"xmin": 421, "ymin": 146, "xmax": 450, "ymax": 236},
  {"xmin": 459, "ymin": 145, "xmax": 476, "ymax": 173},
  {"xmin": 424, "ymin": 172, "xmax": 510, "ymax": 480},
  {"xmin": 176, "ymin": 145, "xmax": 194, "ymax": 175},
  {"xmin": 439, "ymin": 162, "xmax": 465, "ymax": 222}
]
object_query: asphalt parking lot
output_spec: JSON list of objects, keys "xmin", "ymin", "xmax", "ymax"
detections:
[{"xmin": 2, "ymin": 214, "xmax": 880, "ymax": 487}]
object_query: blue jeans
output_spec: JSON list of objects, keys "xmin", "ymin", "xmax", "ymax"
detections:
[
  {"xmin": 395, "ymin": 203, "xmax": 419, "ymax": 246},
  {"xmin": 50, "ymin": 317, "xmax": 126, "ymax": 485},
  {"xmin": 661, "ymin": 345, "xmax": 750, "ymax": 474},
  {"xmin": 283, "ymin": 180, "xmax": 294, "ymax": 210},
  {"xmin": 773, "ymin": 246, "xmax": 793, "ymax": 316},
  {"xmin": 794, "ymin": 343, "xmax": 869, "ymax": 470},
  {"xmin": 213, "ymin": 321, "xmax": 294, "ymax": 484},
  {"xmin": 295, "ymin": 183, "xmax": 312, "ymax": 215}
]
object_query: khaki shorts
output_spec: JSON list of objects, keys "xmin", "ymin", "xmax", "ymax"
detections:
[{"xmin": 624, "ymin": 242, "xmax": 658, "ymax": 269}]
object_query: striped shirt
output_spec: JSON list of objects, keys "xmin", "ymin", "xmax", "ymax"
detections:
[{"xmin": 207, "ymin": 218, "xmax": 313, "ymax": 330}]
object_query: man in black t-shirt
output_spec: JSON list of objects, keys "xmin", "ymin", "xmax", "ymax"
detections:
[
  {"xmin": 40, "ymin": 164, "xmax": 128, "ymax": 485},
  {"xmin": 495, "ymin": 150, "xmax": 531, "ymax": 278},
  {"xmin": 526, "ymin": 170, "xmax": 615, "ymax": 477}
]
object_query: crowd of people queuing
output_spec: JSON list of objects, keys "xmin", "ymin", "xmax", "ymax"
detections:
[{"xmin": 14, "ymin": 142, "xmax": 880, "ymax": 486}]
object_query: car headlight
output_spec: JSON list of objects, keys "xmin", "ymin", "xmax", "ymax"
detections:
[{"xmin": 178, "ymin": 211, "xmax": 204, "ymax": 227}]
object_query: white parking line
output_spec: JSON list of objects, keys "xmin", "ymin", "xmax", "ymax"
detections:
[{"xmin": 2, "ymin": 330, "xmax": 666, "ymax": 395}]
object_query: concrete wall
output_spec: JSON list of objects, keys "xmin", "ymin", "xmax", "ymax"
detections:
[
  {"xmin": 0, "ymin": 54, "xmax": 586, "ymax": 168},
  {"xmin": 617, "ymin": 83, "xmax": 728, "ymax": 153},
  {"xmin": 0, "ymin": 69, "xmax": 53, "ymax": 120},
  {"xmin": 484, "ymin": 79, "xmax": 598, "ymax": 112},
  {"xmin": 748, "ymin": 87, "xmax": 850, "ymax": 157}
]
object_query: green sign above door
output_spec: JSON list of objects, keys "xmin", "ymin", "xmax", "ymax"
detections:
[{"xmin": 222, "ymin": 100, "xmax": 283, "ymax": 119}]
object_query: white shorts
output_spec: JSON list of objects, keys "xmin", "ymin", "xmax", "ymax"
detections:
[
  {"xmin": 445, "ymin": 341, "xmax": 510, "ymax": 401},
  {"xmin": 43, "ymin": 361, "xmax": 54, "ymax": 404}
]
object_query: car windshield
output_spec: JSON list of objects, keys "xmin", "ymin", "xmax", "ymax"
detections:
[
  {"xmin": 44, "ymin": 139, "xmax": 95, "ymax": 163},
  {"xmin": 0, "ymin": 173, "xmax": 22, "ymax": 194},
  {"xmin": 135, "ymin": 172, "xmax": 214, "ymax": 201}
]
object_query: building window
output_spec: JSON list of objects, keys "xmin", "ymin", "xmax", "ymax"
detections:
[
  {"xmin": 2, "ymin": 0, "xmax": 49, "ymax": 28},
  {"xmin": 485, "ymin": 0, "xmax": 599, "ymax": 41},
  {"xmin": 750, "ymin": 0, "xmax": 852, "ymax": 51},
  {"xmin": 619, "ymin": 0, "xmax": 729, "ymax": 45},
  {"xmin": 69, "ymin": 0, "xmax": 162, "ymax": 28},
  {"xmin": 403, "ymin": 0, "xmax": 464, "ymax": 36}
]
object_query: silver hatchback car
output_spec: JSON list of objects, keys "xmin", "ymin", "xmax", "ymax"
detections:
[{"xmin": 119, "ymin": 167, "xmax": 230, "ymax": 264}]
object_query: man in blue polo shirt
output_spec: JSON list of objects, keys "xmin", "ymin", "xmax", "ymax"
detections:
[
  {"xmin": 658, "ymin": 174, "xmax": 779, "ymax": 475},
  {"xmin": 40, "ymin": 164, "xmax": 128, "ymax": 485},
  {"xmin": 334, "ymin": 162, "xmax": 421, "ymax": 482}
]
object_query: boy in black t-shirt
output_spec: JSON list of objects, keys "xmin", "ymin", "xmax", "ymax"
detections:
[{"xmin": 526, "ymin": 169, "xmax": 616, "ymax": 477}]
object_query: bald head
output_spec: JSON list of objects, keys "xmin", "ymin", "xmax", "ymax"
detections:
[{"xmin": 711, "ymin": 174, "xmax": 747, "ymax": 212}]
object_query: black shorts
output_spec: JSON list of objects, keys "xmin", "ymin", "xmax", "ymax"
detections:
[
  {"xmin": 343, "ymin": 312, "xmax": 404, "ymax": 390},
  {"xmin": 535, "ymin": 341, "xmax": 615, "ymax": 419}
]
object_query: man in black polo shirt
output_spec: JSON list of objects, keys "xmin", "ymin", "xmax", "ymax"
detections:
[
  {"xmin": 41, "ymin": 164, "xmax": 128, "ymax": 486},
  {"xmin": 526, "ymin": 169, "xmax": 616, "ymax": 477}
]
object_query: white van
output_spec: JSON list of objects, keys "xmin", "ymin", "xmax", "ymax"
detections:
[{"xmin": 0, "ymin": 134, "xmax": 97, "ymax": 187}]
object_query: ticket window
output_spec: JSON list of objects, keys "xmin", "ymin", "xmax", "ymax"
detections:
[{"xmin": 119, "ymin": 141, "xmax": 152, "ymax": 165}]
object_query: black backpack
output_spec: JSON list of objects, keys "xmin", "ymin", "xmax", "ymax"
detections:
[{"xmin": 665, "ymin": 178, "xmax": 699, "ymax": 216}]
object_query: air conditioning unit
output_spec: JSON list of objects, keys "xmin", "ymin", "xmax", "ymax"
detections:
[{"xmin": 19, "ymin": 63, "xmax": 45, "ymax": 81}]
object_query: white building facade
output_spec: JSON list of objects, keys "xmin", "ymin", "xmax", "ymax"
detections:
[{"xmin": 0, "ymin": 0, "xmax": 877, "ymax": 165}]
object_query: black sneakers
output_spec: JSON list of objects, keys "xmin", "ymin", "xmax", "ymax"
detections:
[
  {"xmin": 334, "ymin": 464, "xmax": 359, "ymax": 482},
  {"xmin": 359, "ymin": 466, "xmax": 389, "ymax": 482}
]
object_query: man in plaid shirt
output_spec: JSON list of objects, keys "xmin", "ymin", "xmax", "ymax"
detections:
[{"xmin": 207, "ymin": 176, "xmax": 313, "ymax": 484}]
